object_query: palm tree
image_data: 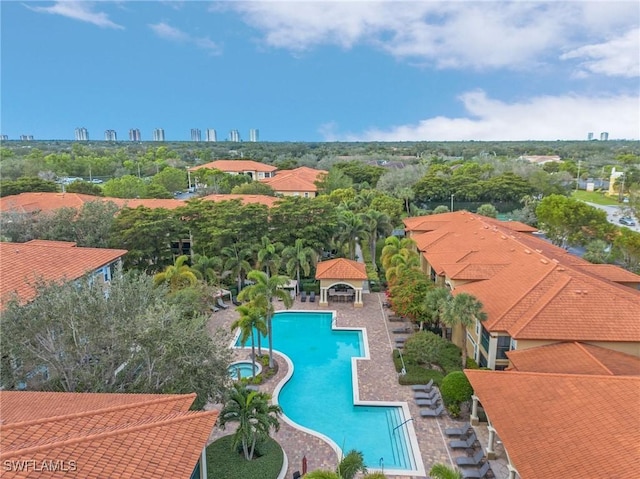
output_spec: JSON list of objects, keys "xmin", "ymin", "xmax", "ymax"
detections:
[
  {"xmin": 442, "ymin": 293, "xmax": 488, "ymax": 368},
  {"xmin": 282, "ymin": 238, "xmax": 318, "ymax": 288},
  {"xmin": 380, "ymin": 236, "xmax": 415, "ymax": 270},
  {"xmin": 191, "ymin": 253, "xmax": 222, "ymax": 285},
  {"xmin": 152, "ymin": 255, "xmax": 198, "ymax": 292},
  {"xmin": 429, "ymin": 463, "xmax": 463, "ymax": 479},
  {"xmin": 337, "ymin": 211, "xmax": 369, "ymax": 260},
  {"xmin": 256, "ymin": 235, "xmax": 283, "ymax": 277},
  {"xmin": 424, "ymin": 287, "xmax": 452, "ymax": 336},
  {"xmin": 337, "ymin": 449, "xmax": 367, "ymax": 479},
  {"xmin": 363, "ymin": 209, "xmax": 392, "ymax": 270},
  {"xmin": 238, "ymin": 270, "xmax": 293, "ymax": 368},
  {"xmin": 384, "ymin": 249, "xmax": 420, "ymax": 284},
  {"xmin": 218, "ymin": 383, "xmax": 281, "ymax": 461},
  {"xmin": 221, "ymin": 244, "xmax": 253, "ymax": 293},
  {"xmin": 231, "ymin": 304, "xmax": 267, "ymax": 377}
]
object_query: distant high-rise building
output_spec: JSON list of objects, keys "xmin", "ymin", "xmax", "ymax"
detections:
[
  {"xmin": 153, "ymin": 128, "xmax": 165, "ymax": 142},
  {"xmin": 206, "ymin": 129, "xmax": 217, "ymax": 142},
  {"xmin": 0, "ymin": 135, "xmax": 8, "ymax": 141},
  {"xmin": 229, "ymin": 129, "xmax": 240, "ymax": 142},
  {"xmin": 104, "ymin": 130, "xmax": 117, "ymax": 141},
  {"xmin": 129, "ymin": 129, "xmax": 141, "ymax": 141},
  {"xmin": 249, "ymin": 129, "xmax": 259, "ymax": 142},
  {"xmin": 587, "ymin": 132, "xmax": 594, "ymax": 141},
  {"xmin": 191, "ymin": 129, "xmax": 202, "ymax": 142},
  {"xmin": 600, "ymin": 132, "xmax": 609, "ymax": 141},
  {"xmin": 20, "ymin": 135, "xmax": 34, "ymax": 141},
  {"xmin": 75, "ymin": 127, "xmax": 89, "ymax": 141}
]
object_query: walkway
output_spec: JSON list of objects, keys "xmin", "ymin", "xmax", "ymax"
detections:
[{"xmin": 207, "ymin": 293, "xmax": 510, "ymax": 478}]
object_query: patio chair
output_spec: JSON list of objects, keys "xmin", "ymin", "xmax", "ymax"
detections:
[
  {"xmin": 414, "ymin": 390, "xmax": 438, "ymax": 400},
  {"xmin": 232, "ymin": 296, "xmax": 242, "ymax": 306},
  {"xmin": 455, "ymin": 449, "xmax": 484, "ymax": 467},
  {"xmin": 411, "ymin": 379, "xmax": 434, "ymax": 392},
  {"xmin": 445, "ymin": 423, "xmax": 473, "ymax": 437},
  {"xmin": 309, "ymin": 291, "xmax": 316, "ymax": 302},
  {"xmin": 301, "ymin": 291, "xmax": 307, "ymax": 302},
  {"xmin": 209, "ymin": 305, "xmax": 220, "ymax": 313},
  {"xmin": 450, "ymin": 433, "xmax": 478, "ymax": 449},
  {"xmin": 392, "ymin": 327, "xmax": 412, "ymax": 334},
  {"xmin": 420, "ymin": 405, "xmax": 444, "ymax": 417},
  {"xmin": 416, "ymin": 397, "xmax": 440, "ymax": 408},
  {"xmin": 461, "ymin": 462, "xmax": 491, "ymax": 479},
  {"xmin": 216, "ymin": 297, "xmax": 229, "ymax": 310}
]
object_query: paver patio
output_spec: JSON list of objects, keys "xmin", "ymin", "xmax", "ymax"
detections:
[{"xmin": 207, "ymin": 292, "xmax": 509, "ymax": 479}]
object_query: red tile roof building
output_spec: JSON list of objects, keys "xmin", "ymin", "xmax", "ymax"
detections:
[
  {"xmin": 199, "ymin": 193, "xmax": 278, "ymax": 208},
  {"xmin": 0, "ymin": 391, "xmax": 218, "ymax": 479},
  {"xmin": 0, "ymin": 240, "xmax": 126, "ymax": 308},
  {"xmin": 188, "ymin": 159, "xmax": 277, "ymax": 179},
  {"xmin": 261, "ymin": 166, "xmax": 327, "ymax": 197},
  {"xmin": 403, "ymin": 211, "xmax": 640, "ymax": 367},
  {"xmin": 315, "ymin": 258, "xmax": 367, "ymax": 307}
]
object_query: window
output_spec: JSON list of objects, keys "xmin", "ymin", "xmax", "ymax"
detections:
[
  {"xmin": 480, "ymin": 326, "xmax": 490, "ymax": 352},
  {"xmin": 496, "ymin": 336, "xmax": 511, "ymax": 359},
  {"xmin": 478, "ymin": 352, "xmax": 488, "ymax": 368},
  {"xmin": 304, "ymin": 192, "xmax": 309, "ymax": 198},
  {"xmin": 430, "ymin": 268, "xmax": 436, "ymax": 283}
]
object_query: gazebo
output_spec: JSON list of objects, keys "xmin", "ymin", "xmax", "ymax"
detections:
[{"xmin": 315, "ymin": 258, "xmax": 368, "ymax": 308}]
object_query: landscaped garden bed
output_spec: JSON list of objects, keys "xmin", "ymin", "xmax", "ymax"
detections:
[{"xmin": 206, "ymin": 434, "xmax": 283, "ymax": 479}]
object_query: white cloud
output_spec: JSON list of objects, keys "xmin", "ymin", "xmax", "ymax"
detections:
[
  {"xmin": 228, "ymin": 1, "xmax": 638, "ymax": 73},
  {"xmin": 561, "ymin": 28, "xmax": 640, "ymax": 78},
  {"xmin": 25, "ymin": 1, "xmax": 123, "ymax": 29},
  {"xmin": 334, "ymin": 91, "xmax": 640, "ymax": 141},
  {"xmin": 149, "ymin": 22, "xmax": 221, "ymax": 54}
]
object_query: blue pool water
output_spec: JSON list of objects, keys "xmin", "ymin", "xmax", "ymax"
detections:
[
  {"xmin": 236, "ymin": 311, "xmax": 417, "ymax": 471},
  {"xmin": 228, "ymin": 361, "xmax": 261, "ymax": 380}
]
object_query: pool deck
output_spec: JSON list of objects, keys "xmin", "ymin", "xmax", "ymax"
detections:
[{"xmin": 207, "ymin": 292, "xmax": 510, "ymax": 479}]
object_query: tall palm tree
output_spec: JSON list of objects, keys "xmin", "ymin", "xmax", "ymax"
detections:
[
  {"xmin": 337, "ymin": 211, "xmax": 369, "ymax": 260},
  {"xmin": 238, "ymin": 270, "xmax": 293, "ymax": 368},
  {"xmin": 231, "ymin": 304, "xmax": 267, "ymax": 377},
  {"xmin": 380, "ymin": 236, "xmax": 416, "ymax": 270},
  {"xmin": 152, "ymin": 255, "xmax": 198, "ymax": 292},
  {"xmin": 442, "ymin": 293, "xmax": 488, "ymax": 368},
  {"xmin": 429, "ymin": 463, "xmax": 463, "ymax": 479},
  {"xmin": 363, "ymin": 209, "xmax": 392, "ymax": 270},
  {"xmin": 218, "ymin": 383, "xmax": 281, "ymax": 461},
  {"xmin": 256, "ymin": 235, "xmax": 283, "ymax": 277},
  {"xmin": 221, "ymin": 244, "xmax": 253, "ymax": 293},
  {"xmin": 384, "ymin": 249, "xmax": 420, "ymax": 284},
  {"xmin": 424, "ymin": 287, "xmax": 452, "ymax": 336},
  {"xmin": 282, "ymin": 238, "xmax": 318, "ymax": 288}
]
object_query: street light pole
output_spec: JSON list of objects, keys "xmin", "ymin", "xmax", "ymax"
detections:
[{"xmin": 451, "ymin": 194, "xmax": 455, "ymax": 212}]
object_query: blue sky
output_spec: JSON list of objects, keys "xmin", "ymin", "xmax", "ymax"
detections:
[{"xmin": 2, "ymin": 1, "xmax": 639, "ymax": 142}]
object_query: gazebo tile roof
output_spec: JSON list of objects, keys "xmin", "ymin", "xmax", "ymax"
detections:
[{"xmin": 315, "ymin": 258, "xmax": 367, "ymax": 280}]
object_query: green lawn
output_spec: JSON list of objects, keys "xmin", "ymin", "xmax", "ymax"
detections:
[
  {"xmin": 572, "ymin": 190, "xmax": 620, "ymax": 206},
  {"xmin": 206, "ymin": 435, "xmax": 283, "ymax": 479}
]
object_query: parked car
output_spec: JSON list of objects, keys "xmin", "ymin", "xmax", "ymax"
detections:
[
  {"xmin": 90, "ymin": 178, "xmax": 103, "ymax": 184},
  {"xmin": 619, "ymin": 217, "xmax": 636, "ymax": 226}
]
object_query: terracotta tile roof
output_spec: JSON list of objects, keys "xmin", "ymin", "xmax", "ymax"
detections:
[
  {"xmin": 115, "ymin": 198, "xmax": 185, "ymax": 210},
  {"xmin": 571, "ymin": 263, "xmax": 640, "ymax": 284},
  {"xmin": 0, "ymin": 391, "xmax": 218, "ymax": 479},
  {"xmin": 0, "ymin": 241, "xmax": 127, "ymax": 307},
  {"xmin": 0, "ymin": 192, "xmax": 105, "ymax": 213},
  {"xmin": 199, "ymin": 193, "xmax": 278, "ymax": 207},
  {"xmin": 407, "ymin": 211, "xmax": 640, "ymax": 343},
  {"xmin": 261, "ymin": 167, "xmax": 327, "ymax": 193},
  {"xmin": 465, "ymin": 370, "xmax": 640, "ymax": 479},
  {"xmin": 24, "ymin": 239, "xmax": 77, "ymax": 248},
  {"xmin": 315, "ymin": 258, "xmax": 368, "ymax": 280},
  {"xmin": 507, "ymin": 342, "xmax": 640, "ymax": 375},
  {"xmin": 188, "ymin": 159, "xmax": 277, "ymax": 173}
]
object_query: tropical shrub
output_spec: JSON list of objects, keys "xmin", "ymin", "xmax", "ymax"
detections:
[
  {"xmin": 403, "ymin": 331, "xmax": 442, "ymax": 366},
  {"xmin": 440, "ymin": 371, "xmax": 473, "ymax": 408}
]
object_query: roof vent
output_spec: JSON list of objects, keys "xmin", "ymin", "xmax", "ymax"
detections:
[
  {"xmin": 540, "ymin": 259, "xmax": 548, "ymax": 264},
  {"xmin": 501, "ymin": 235, "xmax": 507, "ymax": 240},
  {"xmin": 552, "ymin": 259, "xmax": 559, "ymax": 263},
  {"xmin": 524, "ymin": 249, "xmax": 531, "ymax": 254},
  {"xmin": 557, "ymin": 267, "xmax": 566, "ymax": 271},
  {"xmin": 535, "ymin": 249, "xmax": 542, "ymax": 253}
]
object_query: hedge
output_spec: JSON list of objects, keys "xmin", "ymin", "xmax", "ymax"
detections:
[{"xmin": 206, "ymin": 435, "xmax": 283, "ymax": 479}]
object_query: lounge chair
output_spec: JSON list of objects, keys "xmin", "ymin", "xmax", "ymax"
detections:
[
  {"xmin": 301, "ymin": 291, "xmax": 307, "ymax": 302},
  {"xmin": 209, "ymin": 305, "xmax": 220, "ymax": 313},
  {"xmin": 416, "ymin": 398, "xmax": 440, "ymax": 407},
  {"xmin": 411, "ymin": 379, "xmax": 434, "ymax": 392},
  {"xmin": 456, "ymin": 449, "xmax": 484, "ymax": 467},
  {"xmin": 392, "ymin": 327, "xmax": 412, "ymax": 334},
  {"xmin": 461, "ymin": 462, "xmax": 491, "ymax": 479},
  {"xmin": 420, "ymin": 405, "xmax": 444, "ymax": 417},
  {"xmin": 450, "ymin": 433, "xmax": 478, "ymax": 449},
  {"xmin": 414, "ymin": 390, "xmax": 438, "ymax": 400},
  {"xmin": 216, "ymin": 297, "xmax": 229, "ymax": 310},
  {"xmin": 309, "ymin": 291, "xmax": 316, "ymax": 302},
  {"xmin": 445, "ymin": 423, "xmax": 473, "ymax": 437}
]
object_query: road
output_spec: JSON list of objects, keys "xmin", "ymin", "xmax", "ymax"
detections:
[{"xmin": 584, "ymin": 202, "xmax": 640, "ymax": 233}]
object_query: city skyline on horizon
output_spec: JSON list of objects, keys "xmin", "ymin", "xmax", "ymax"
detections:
[{"xmin": 2, "ymin": 1, "xmax": 639, "ymax": 142}]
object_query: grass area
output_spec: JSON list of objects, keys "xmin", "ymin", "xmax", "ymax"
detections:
[
  {"xmin": 573, "ymin": 190, "xmax": 620, "ymax": 206},
  {"xmin": 206, "ymin": 435, "xmax": 283, "ymax": 479}
]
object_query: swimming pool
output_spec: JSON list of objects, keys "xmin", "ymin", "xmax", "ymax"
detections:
[
  {"xmin": 234, "ymin": 310, "xmax": 425, "ymax": 476},
  {"xmin": 228, "ymin": 360, "xmax": 262, "ymax": 380}
]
